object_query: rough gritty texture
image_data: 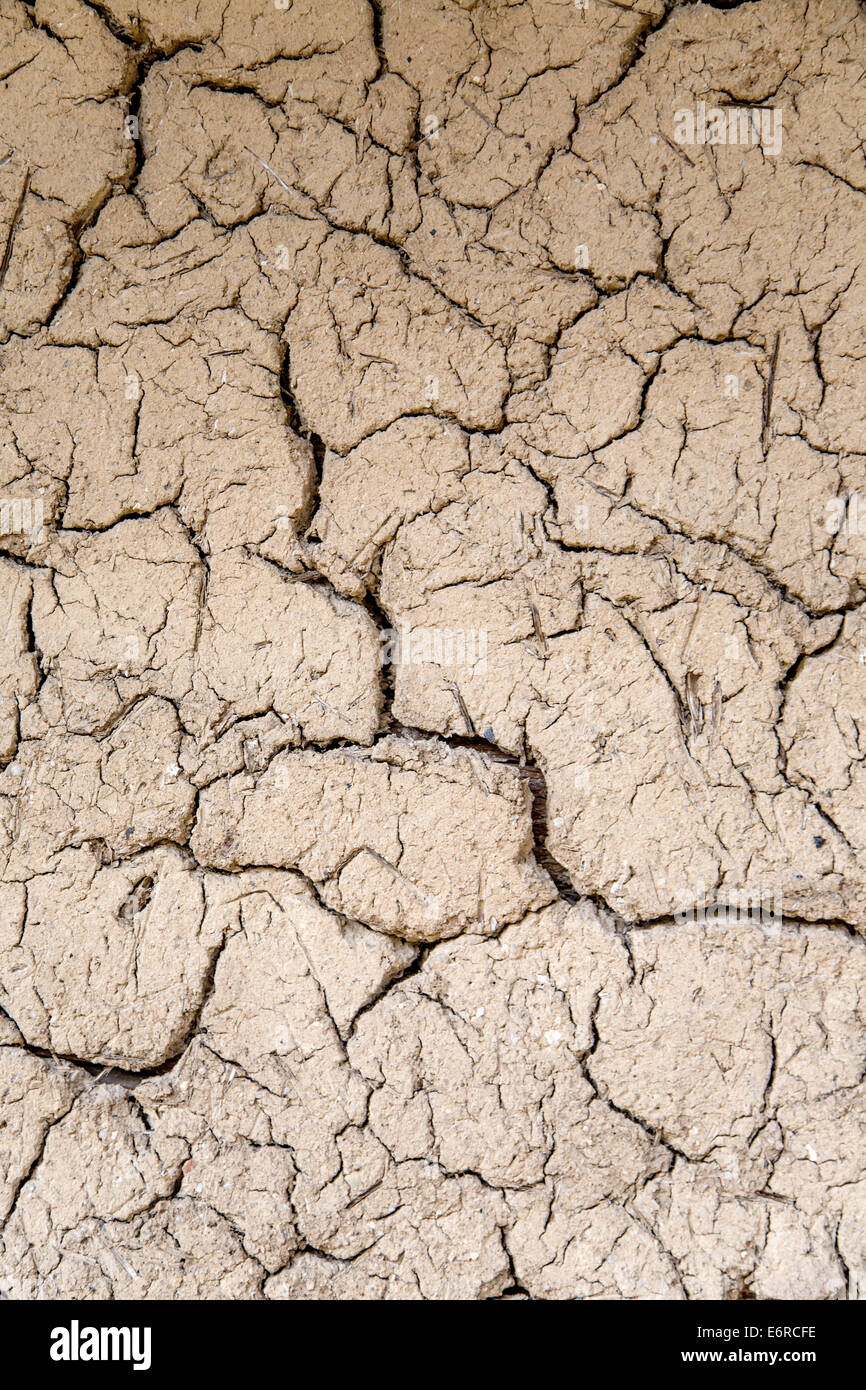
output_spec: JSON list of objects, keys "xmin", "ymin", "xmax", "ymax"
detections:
[{"xmin": 0, "ymin": 0, "xmax": 865, "ymax": 1301}]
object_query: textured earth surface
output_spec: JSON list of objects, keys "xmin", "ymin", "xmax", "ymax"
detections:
[{"xmin": 0, "ymin": 0, "xmax": 865, "ymax": 1300}]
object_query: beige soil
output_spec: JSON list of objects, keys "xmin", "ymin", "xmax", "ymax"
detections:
[{"xmin": 0, "ymin": 0, "xmax": 865, "ymax": 1300}]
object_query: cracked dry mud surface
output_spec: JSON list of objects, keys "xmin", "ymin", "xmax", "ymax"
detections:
[{"xmin": 0, "ymin": 0, "xmax": 864, "ymax": 1303}]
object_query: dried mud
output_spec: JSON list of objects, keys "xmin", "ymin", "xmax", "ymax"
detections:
[{"xmin": 0, "ymin": 0, "xmax": 865, "ymax": 1300}]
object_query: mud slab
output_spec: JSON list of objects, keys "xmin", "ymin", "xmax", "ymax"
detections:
[{"xmin": 0, "ymin": 0, "xmax": 864, "ymax": 1301}]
